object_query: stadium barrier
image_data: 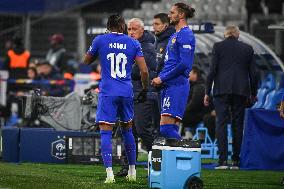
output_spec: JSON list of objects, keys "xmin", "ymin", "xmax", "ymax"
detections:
[
  {"xmin": 240, "ymin": 109, "xmax": 284, "ymax": 170},
  {"xmin": 2, "ymin": 127, "xmax": 97, "ymax": 163}
]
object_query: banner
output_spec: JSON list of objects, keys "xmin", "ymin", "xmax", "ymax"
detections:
[{"xmin": 241, "ymin": 109, "xmax": 284, "ymax": 170}]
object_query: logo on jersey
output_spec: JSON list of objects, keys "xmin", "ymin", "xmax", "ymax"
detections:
[
  {"xmin": 163, "ymin": 97, "xmax": 171, "ymax": 109},
  {"xmin": 171, "ymin": 37, "xmax": 176, "ymax": 44},
  {"xmin": 159, "ymin": 47, "xmax": 164, "ymax": 53},
  {"xmin": 164, "ymin": 51, "xmax": 168, "ymax": 62},
  {"xmin": 183, "ymin": 44, "xmax": 192, "ymax": 49}
]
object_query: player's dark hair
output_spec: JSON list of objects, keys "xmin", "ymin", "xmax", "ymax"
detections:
[
  {"xmin": 154, "ymin": 13, "xmax": 170, "ymax": 24},
  {"xmin": 123, "ymin": 23, "xmax": 128, "ymax": 34},
  {"xmin": 191, "ymin": 65, "xmax": 201, "ymax": 79},
  {"xmin": 107, "ymin": 14, "xmax": 126, "ymax": 33},
  {"xmin": 174, "ymin": 2, "xmax": 195, "ymax": 19}
]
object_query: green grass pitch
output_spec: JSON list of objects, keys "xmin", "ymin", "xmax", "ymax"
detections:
[{"xmin": 0, "ymin": 162, "xmax": 283, "ymax": 189}]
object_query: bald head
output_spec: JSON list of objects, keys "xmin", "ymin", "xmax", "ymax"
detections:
[{"xmin": 127, "ymin": 18, "xmax": 144, "ymax": 40}]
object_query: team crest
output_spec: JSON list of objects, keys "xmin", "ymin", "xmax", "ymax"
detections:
[
  {"xmin": 171, "ymin": 37, "xmax": 176, "ymax": 44},
  {"xmin": 51, "ymin": 138, "xmax": 66, "ymax": 160}
]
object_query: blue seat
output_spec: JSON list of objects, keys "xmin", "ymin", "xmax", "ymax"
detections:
[
  {"xmin": 192, "ymin": 123, "xmax": 213, "ymax": 145},
  {"xmin": 263, "ymin": 73, "xmax": 284, "ymax": 110},
  {"xmin": 192, "ymin": 123, "xmax": 214, "ymax": 159},
  {"xmin": 252, "ymin": 74, "xmax": 276, "ymax": 109},
  {"xmin": 263, "ymin": 89, "xmax": 284, "ymax": 110}
]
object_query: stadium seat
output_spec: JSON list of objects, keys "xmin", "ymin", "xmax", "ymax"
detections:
[
  {"xmin": 192, "ymin": 123, "xmax": 213, "ymax": 145},
  {"xmin": 133, "ymin": 10, "xmax": 145, "ymax": 18},
  {"xmin": 263, "ymin": 73, "xmax": 284, "ymax": 110},
  {"xmin": 141, "ymin": 2, "xmax": 153, "ymax": 10},
  {"xmin": 122, "ymin": 9, "xmax": 134, "ymax": 19},
  {"xmin": 192, "ymin": 123, "xmax": 214, "ymax": 159},
  {"xmin": 263, "ymin": 89, "xmax": 284, "ymax": 110},
  {"xmin": 252, "ymin": 74, "xmax": 276, "ymax": 109}
]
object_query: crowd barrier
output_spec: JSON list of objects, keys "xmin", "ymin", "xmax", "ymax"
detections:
[{"xmin": 2, "ymin": 127, "xmax": 96, "ymax": 163}]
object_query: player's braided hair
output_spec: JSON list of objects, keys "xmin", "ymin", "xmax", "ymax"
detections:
[
  {"xmin": 107, "ymin": 14, "xmax": 126, "ymax": 33},
  {"xmin": 174, "ymin": 2, "xmax": 195, "ymax": 19}
]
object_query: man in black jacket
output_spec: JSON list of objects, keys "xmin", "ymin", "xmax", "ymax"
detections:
[
  {"xmin": 127, "ymin": 18, "xmax": 158, "ymax": 152},
  {"xmin": 153, "ymin": 13, "xmax": 175, "ymax": 75},
  {"xmin": 204, "ymin": 25, "xmax": 257, "ymax": 169}
]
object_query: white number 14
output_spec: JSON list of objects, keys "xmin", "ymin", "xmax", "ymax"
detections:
[{"xmin": 107, "ymin": 53, "xmax": 127, "ymax": 78}]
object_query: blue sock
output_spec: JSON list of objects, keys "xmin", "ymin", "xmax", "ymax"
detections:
[
  {"xmin": 121, "ymin": 128, "xmax": 136, "ymax": 165},
  {"xmin": 160, "ymin": 124, "xmax": 182, "ymax": 140},
  {"xmin": 100, "ymin": 130, "xmax": 112, "ymax": 168}
]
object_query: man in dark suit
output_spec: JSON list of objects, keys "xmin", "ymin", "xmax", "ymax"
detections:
[{"xmin": 204, "ymin": 25, "xmax": 257, "ymax": 169}]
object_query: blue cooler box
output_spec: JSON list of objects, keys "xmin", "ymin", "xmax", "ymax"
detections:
[{"xmin": 149, "ymin": 142, "xmax": 203, "ymax": 189}]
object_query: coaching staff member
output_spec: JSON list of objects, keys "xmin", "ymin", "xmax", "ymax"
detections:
[{"xmin": 204, "ymin": 25, "xmax": 257, "ymax": 169}]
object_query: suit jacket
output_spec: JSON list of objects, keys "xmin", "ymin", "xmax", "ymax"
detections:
[{"xmin": 206, "ymin": 37, "xmax": 257, "ymax": 97}]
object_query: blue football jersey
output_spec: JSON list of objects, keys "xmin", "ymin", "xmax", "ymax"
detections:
[
  {"xmin": 159, "ymin": 26, "xmax": 195, "ymax": 85},
  {"xmin": 87, "ymin": 32, "xmax": 143, "ymax": 97}
]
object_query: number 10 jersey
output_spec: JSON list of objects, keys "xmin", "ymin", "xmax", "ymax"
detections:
[{"xmin": 87, "ymin": 32, "xmax": 144, "ymax": 97}]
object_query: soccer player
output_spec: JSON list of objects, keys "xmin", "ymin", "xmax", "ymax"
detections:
[
  {"xmin": 152, "ymin": 3, "xmax": 196, "ymax": 139},
  {"xmin": 84, "ymin": 14, "xmax": 149, "ymax": 183}
]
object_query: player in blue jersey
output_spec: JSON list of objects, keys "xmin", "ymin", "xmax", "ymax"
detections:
[
  {"xmin": 152, "ymin": 3, "xmax": 196, "ymax": 139},
  {"xmin": 84, "ymin": 14, "xmax": 149, "ymax": 184}
]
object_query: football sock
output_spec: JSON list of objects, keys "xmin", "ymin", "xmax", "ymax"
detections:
[
  {"xmin": 121, "ymin": 128, "xmax": 136, "ymax": 166},
  {"xmin": 160, "ymin": 124, "xmax": 182, "ymax": 140},
  {"xmin": 106, "ymin": 167, "xmax": 114, "ymax": 178},
  {"xmin": 128, "ymin": 165, "xmax": 136, "ymax": 175},
  {"xmin": 100, "ymin": 130, "xmax": 113, "ymax": 168}
]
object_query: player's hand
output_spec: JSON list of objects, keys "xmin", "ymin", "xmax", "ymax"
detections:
[
  {"xmin": 137, "ymin": 89, "xmax": 148, "ymax": 103},
  {"xmin": 151, "ymin": 77, "xmax": 162, "ymax": 87},
  {"xmin": 204, "ymin": 95, "xmax": 210, "ymax": 106}
]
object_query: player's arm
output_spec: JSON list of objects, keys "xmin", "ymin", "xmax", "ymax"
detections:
[
  {"xmin": 83, "ymin": 36, "xmax": 100, "ymax": 65},
  {"xmin": 83, "ymin": 54, "xmax": 95, "ymax": 65},
  {"xmin": 205, "ymin": 43, "xmax": 218, "ymax": 95},
  {"xmin": 248, "ymin": 47, "xmax": 257, "ymax": 97},
  {"xmin": 159, "ymin": 34, "xmax": 195, "ymax": 82},
  {"xmin": 135, "ymin": 56, "xmax": 149, "ymax": 91}
]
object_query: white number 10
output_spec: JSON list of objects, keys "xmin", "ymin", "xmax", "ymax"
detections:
[{"xmin": 107, "ymin": 53, "xmax": 127, "ymax": 78}]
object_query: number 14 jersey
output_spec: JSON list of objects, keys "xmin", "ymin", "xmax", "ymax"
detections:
[{"xmin": 87, "ymin": 32, "xmax": 143, "ymax": 97}]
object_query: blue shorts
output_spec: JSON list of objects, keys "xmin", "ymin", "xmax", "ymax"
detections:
[
  {"xmin": 160, "ymin": 83, "xmax": 189, "ymax": 120},
  {"xmin": 96, "ymin": 95, "xmax": 134, "ymax": 124}
]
